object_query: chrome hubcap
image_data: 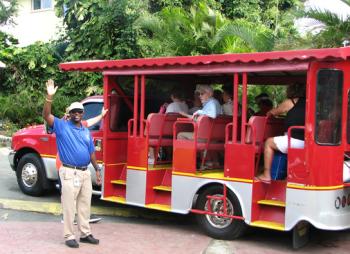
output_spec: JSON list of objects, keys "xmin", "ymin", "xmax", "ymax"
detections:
[
  {"xmin": 21, "ymin": 163, "xmax": 38, "ymax": 188},
  {"xmin": 205, "ymin": 194, "xmax": 234, "ymax": 229}
]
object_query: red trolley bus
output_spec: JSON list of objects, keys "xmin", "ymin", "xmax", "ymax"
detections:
[{"xmin": 60, "ymin": 47, "xmax": 350, "ymax": 246}]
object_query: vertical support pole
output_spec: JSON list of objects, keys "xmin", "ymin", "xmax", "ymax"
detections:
[
  {"xmin": 223, "ymin": 184, "xmax": 227, "ymax": 214},
  {"xmin": 102, "ymin": 75, "xmax": 109, "ymax": 176},
  {"xmin": 133, "ymin": 75, "xmax": 139, "ymax": 137},
  {"xmin": 241, "ymin": 73, "xmax": 247, "ymax": 141},
  {"xmin": 140, "ymin": 75, "xmax": 145, "ymax": 136},
  {"xmin": 233, "ymin": 73, "xmax": 239, "ymax": 143}
]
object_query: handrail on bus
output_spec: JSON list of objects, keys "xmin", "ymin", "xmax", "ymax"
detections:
[
  {"xmin": 225, "ymin": 122, "xmax": 233, "ymax": 144},
  {"xmin": 173, "ymin": 117, "xmax": 198, "ymax": 146},
  {"xmin": 127, "ymin": 119, "xmax": 134, "ymax": 137}
]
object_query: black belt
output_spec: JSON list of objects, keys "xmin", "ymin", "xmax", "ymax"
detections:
[{"xmin": 62, "ymin": 163, "xmax": 88, "ymax": 171}]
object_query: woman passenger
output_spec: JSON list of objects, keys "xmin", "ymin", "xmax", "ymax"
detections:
[{"xmin": 256, "ymin": 83, "xmax": 306, "ymax": 183}]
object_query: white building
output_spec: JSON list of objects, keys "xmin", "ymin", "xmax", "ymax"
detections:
[
  {"xmin": 296, "ymin": 0, "xmax": 350, "ymax": 36},
  {"xmin": 1, "ymin": 0, "xmax": 63, "ymax": 46}
]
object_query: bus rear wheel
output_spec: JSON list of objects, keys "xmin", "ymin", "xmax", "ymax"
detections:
[{"xmin": 195, "ymin": 185, "xmax": 247, "ymax": 240}]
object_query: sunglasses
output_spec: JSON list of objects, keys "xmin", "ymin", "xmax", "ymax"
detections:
[{"xmin": 70, "ymin": 109, "xmax": 84, "ymax": 114}]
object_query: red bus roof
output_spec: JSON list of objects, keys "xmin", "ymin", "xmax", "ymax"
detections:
[{"xmin": 59, "ymin": 47, "xmax": 350, "ymax": 73}]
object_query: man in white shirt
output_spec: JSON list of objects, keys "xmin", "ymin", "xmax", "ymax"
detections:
[
  {"xmin": 180, "ymin": 85, "xmax": 222, "ymax": 120},
  {"xmin": 178, "ymin": 85, "xmax": 222, "ymax": 139},
  {"xmin": 177, "ymin": 85, "xmax": 222, "ymax": 169}
]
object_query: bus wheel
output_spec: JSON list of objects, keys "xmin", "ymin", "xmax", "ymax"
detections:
[
  {"xmin": 16, "ymin": 153, "xmax": 46, "ymax": 196},
  {"xmin": 195, "ymin": 185, "xmax": 247, "ymax": 239}
]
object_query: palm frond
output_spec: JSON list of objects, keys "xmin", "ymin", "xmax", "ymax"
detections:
[
  {"xmin": 341, "ymin": 0, "xmax": 350, "ymax": 7},
  {"xmin": 213, "ymin": 21, "xmax": 274, "ymax": 52},
  {"xmin": 304, "ymin": 8, "xmax": 342, "ymax": 27},
  {"xmin": 134, "ymin": 12, "xmax": 164, "ymax": 36}
]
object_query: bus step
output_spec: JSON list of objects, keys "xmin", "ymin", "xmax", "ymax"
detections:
[
  {"xmin": 111, "ymin": 179, "xmax": 126, "ymax": 185},
  {"xmin": 250, "ymin": 220, "xmax": 285, "ymax": 231},
  {"xmin": 102, "ymin": 196, "xmax": 126, "ymax": 204},
  {"xmin": 153, "ymin": 185, "xmax": 172, "ymax": 192},
  {"xmin": 258, "ymin": 199, "xmax": 285, "ymax": 207},
  {"xmin": 145, "ymin": 203, "xmax": 171, "ymax": 212}
]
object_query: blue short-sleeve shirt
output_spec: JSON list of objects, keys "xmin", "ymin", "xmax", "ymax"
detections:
[
  {"xmin": 194, "ymin": 97, "xmax": 222, "ymax": 118},
  {"xmin": 52, "ymin": 117, "xmax": 95, "ymax": 167}
]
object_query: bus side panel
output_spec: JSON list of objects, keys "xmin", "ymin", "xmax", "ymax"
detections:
[
  {"xmin": 127, "ymin": 137, "xmax": 148, "ymax": 168},
  {"xmin": 171, "ymin": 175, "xmax": 253, "ymax": 222},
  {"xmin": 225, "ymin": 143, "xmax": 255, "ymax": 179},
  {"xmin": 285, "ymin": 187, "xmax": 350, "ymax": 230},
  {"xmin": 126, "ymin": 169, "xmax": 146, "ymax": 206}
]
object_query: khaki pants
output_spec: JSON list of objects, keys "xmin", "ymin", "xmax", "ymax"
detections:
[{"xmin": 59, "ymin": 166, "xmax": 92, "ymax": 240}]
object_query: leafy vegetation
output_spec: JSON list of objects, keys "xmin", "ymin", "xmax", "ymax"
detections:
[
  {"xmin": 136, "ymin": 2, "xmax": 274, "ymax": 57},
  {"xmin": 302, "ymin": 0, "xmax": 350, "ymax": 48},
  {"xmin": 0, "ymin": 0, "xmax": 313, "ymax": 131},
  {"xmin": 0, "ymin": 0, "xmax": 18, "ymax": 25},
  {"xmin": 0, "ymin": 42, "xmax": 75, "ymax": 127}
]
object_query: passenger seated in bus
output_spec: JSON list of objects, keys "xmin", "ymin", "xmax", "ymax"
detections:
[
  {"xmin": 149, "ymin": 90, "xmax": 188, "ymax": 165},
  {"xmin": 178, "ymin": 85, "xmax": 222, "ymax": 126},
  {"xmin": 178, "ymin": 85, "xmax": 222, "ymax": 168},
  {"xmin": 188, "ymin": 91, "xmax": 202, "ymax": 114},
  {"xmin": 255, "ymin": 92, "xmax": 270, "ymax": 104},
  {"xmin": 254, "ymin": 98, "xmax": 273, "ymax": 116},
  {"xmin": 213, "ymin": 89, "xmax": 224, "ymax": 105},
  {"xmin": 222, "ymin": 85, "xmax": 242, "ymax": 116},
  {"xmin": 159, "ymin": 90, "xmax": 189, "ymax": 114},
  {"xmin": 256, "ymin": 83, "xmax": 305, "ymax": 183}
]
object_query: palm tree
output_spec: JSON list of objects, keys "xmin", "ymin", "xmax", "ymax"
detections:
[
  {"xmin": 135, "ymin": 1, "xmax": 274, "ymax": 57},
  {"xmin": 302, "ymin": 0, "xmax": 350, "ymax": 48}
]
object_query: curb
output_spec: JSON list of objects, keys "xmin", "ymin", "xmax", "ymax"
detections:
[
  {"xmin": 0, "ymin": 198, "xmax": 140, "ymax": 218},
  {"xmin": 0, "ymin": 198, "xmax": 182, "ymax": 221}
]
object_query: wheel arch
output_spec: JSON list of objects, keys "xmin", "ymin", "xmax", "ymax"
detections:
[
  {"xmin": 14, "ymin": 147, "xmax": 42, "ymax": 171},
  {"xmin": 14, "ymin": 148, "xmax": 51, "ymax": 189}
]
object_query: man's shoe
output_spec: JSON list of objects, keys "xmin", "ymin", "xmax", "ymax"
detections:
[
  {"xmin": 80, "ymin": 234, "xmax": 99, "ymax": 245},
  {"xmin": 65, "ymin": 239, "xmax": 79, "ymax": 248},
  {"xmin": 89, "ymin": 214, "xmax": 102, "ymax": 223}
]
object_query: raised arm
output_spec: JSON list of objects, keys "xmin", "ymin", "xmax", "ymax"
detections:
[
  {"xmin": 86, "ymin": 108, "xmax": 108, "ymax": 128},
  {"xmin": 42, "ymin": 79, "xmax": 58, "ymax": 127}
]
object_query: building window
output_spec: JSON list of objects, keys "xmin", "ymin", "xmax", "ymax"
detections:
[{"xmin": 33, "ymin": 0, "xmax": 52, "ymax": 10}]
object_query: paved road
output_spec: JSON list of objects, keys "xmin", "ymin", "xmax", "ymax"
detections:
[
  {"xmin": 1, "ymin": 208, "xmax": 350, "ymax": 254},
  {"xmin": 1, "ymin": 146, "xmax": 350, "ymax": 253}
]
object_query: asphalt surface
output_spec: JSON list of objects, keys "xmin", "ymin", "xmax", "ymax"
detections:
[{"xmin": 2, "ymin": 146, "xmax": 350, "ymax": 253}]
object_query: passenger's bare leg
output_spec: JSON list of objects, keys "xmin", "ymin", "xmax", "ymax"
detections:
[
  {"xmin": 148, "ymin": 147, "xmax": 155, "ymax": 164},
  {"xmin": 258, "ymin": 137, "xmax": 278, "ymax": 181}
]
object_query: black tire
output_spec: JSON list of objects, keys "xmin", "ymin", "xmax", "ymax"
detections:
[
  {"xmin": 195, "ymin": 185, "xmax": 247, "ymax": 240},
  {"xmin": 16, "ymin": 153, "xmax": 47, "ymax": 196}
]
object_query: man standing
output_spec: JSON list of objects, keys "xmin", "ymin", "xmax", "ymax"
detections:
[{"xmin": 43, "ymin": 79, "xmax": 101, "ymax": 248}]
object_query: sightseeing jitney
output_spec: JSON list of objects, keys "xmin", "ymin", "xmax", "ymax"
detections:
[{"xmin": 60, "ymin": 47, "xmax": 350, "ymax": 247}]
